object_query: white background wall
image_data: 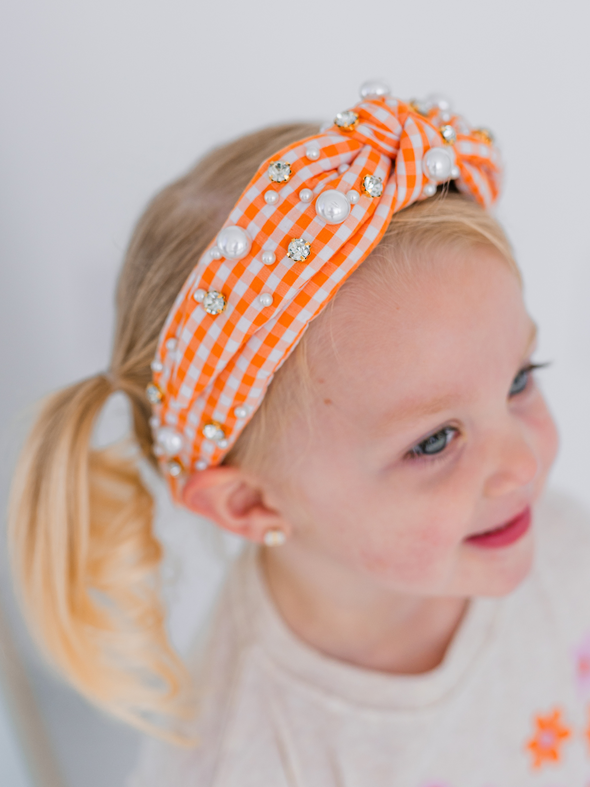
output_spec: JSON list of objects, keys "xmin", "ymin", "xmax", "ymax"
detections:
[{"xmin": 2, "ymin": 1, "xmax": 590, "ymax": 785}]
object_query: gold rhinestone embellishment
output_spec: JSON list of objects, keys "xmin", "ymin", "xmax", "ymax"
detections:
[
  {"xmin": 146, "ymin": 383, "xmax": 163, "ymax": 404},
  {"xmin": 472, "ymin": 127, "xmax": 494, "ymax": 144},
  {"xmin": 267, "ymin": 161, "xmax": 292, "ymax": 183},
  {"xmin": 440, "ymin": 125, "xmax": 457, "ymax": 145},
  {"xmin": 334, "ymin": 110, "xmax": 359, "ymax": 131},
  {"xmin": 202, "ymin": 421, "xmax": 226, "ymax": 444},
  {"xmin": 361, "ymin": 175, "xmax": 383, "ymax": 198},
  {"xmin": 287, "ymin": 238, "xmax": 311, "ymax": 262},
  {"xmin": 202, "ymin": 290, "xmax": 227, "ymax": 316}
]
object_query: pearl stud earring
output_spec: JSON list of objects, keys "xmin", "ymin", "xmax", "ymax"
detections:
[{"xmin": 263, "ymin": 528, "xmax": 286, "ymax": 547}]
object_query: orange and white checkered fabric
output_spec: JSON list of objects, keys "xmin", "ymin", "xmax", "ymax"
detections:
[{"xmin": 148, "ymin": 92, "xmax": 502, "ymax": 487}]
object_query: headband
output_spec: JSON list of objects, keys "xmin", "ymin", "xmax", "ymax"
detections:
[{"xmin": 145, "ymin": 80, "xmax": 501, "ymax": 490}]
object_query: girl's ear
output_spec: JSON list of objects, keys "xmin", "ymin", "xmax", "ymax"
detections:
[{"xmin": 181, "ymin": 466, "xmax": 289, "ymax": 544}]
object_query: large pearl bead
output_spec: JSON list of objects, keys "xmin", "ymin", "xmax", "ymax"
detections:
[
  {"xmin": 423, "ymin": 147, "xmax": 454, "ymax": 183},
  {"xmin": 359, "ymin": 79, "xmax": 391, "ymax": 99},
  {"xmin": 155, "ymin": 426, "xmax": 184, "ymax": 457},
  {"xmin": 216, "ymin": 226, "xmax": 252, "ymax": 260},
  {"xmin": 315, "ymin": 189, "xmax": 351, "ymax": 225}
]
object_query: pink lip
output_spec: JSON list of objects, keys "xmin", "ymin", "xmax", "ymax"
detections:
[{"xmin": 465, "ymin": 507, "xmax": 532, "ymax": 549}]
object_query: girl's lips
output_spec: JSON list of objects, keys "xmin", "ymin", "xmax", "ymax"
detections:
[{"xmin": 465, "ymin": 507, "xmax": 532, "ymax": 549}]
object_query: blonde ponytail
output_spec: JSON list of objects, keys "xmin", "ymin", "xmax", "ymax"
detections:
[
  {"xmin": 8, "ymin": 122, "xmax": 320, "ymax": 739},
  {"xmin": 9, "ymin": 373, "xmax": 189, "ymax": 736}
]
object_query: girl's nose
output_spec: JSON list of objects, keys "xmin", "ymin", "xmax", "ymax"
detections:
[{"xmin": 483, "ymin": 429, "xmax": 539, "ymax": 499}]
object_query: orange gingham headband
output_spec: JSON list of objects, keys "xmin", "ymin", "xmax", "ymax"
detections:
[{"xmin": 146, "ymin": 80, "xmax": 501, "ymax": 490}]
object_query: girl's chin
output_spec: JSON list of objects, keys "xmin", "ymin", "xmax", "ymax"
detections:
[{"xmin": 463, "ymin": 532, "xmax": 535, "ymax": 597}]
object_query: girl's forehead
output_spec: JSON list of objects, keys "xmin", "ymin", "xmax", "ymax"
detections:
[{"xmin": 307, "ymin": 247, "xmax": 530, "ymax": 418}]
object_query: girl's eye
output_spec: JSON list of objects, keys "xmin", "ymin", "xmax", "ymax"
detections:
[
  {"xmin": 409, "ymin": 427, "xmax": 457, "ymax": 459},
  {"xmin": 509, "ymin": 363, "xmax": 548, "ymax": 397}
]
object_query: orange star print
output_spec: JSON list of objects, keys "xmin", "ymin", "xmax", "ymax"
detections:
[{"xmin": 525, "ymin": 708, "xmax": 571, "ymax": 769}]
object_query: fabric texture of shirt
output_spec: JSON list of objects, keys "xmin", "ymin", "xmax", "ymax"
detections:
[{"xmin": 128, "ymin": 492, "xmax": 590, "ymax": 786}]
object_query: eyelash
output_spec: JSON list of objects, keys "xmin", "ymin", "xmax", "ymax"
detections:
[{"xmin": 405, "ymin": 361, "xmax": 550, "ymax": 462}]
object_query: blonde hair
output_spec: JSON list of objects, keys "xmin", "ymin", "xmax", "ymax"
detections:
[{"xmin": 8, "ymin": 121, "xmax": 517, "ymax": 738}]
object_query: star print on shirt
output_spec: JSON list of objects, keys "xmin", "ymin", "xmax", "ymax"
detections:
[{"xmin": 525, "ymin": 707, "xmax": 572, "ymax": 769}]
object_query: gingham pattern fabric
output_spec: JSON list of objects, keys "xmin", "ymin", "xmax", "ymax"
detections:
[{"xmin": 149, "ymin": 94, "xmax": 502, "ymax": 487}]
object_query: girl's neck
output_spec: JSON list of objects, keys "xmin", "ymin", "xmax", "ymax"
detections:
[{"xmin": 261, "ymin": 544, "xmax": 469, "ymax": 676}]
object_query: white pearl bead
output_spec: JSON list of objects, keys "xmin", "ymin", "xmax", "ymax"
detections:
[
  {"xmin": 195, "ymin": 459, "xmax": 208, "ymax": 471},
  {"xmin": 150, "ymin": 360, "xmax": 163, "ymax": 373},
  {"xmin": 265, "ymin": 190, "xmax": 279, "ymax": 205},
  {"xmin": 338, "ymin": 163, "xmax": 350, "ymax": 174},
  {"xmin": 149, "ymin": 416, "xmax": 160, "ymax": 429},
  {"xmin": 423, "ymin": 147, "xmax": 454, "ymax": 183},
  {"xmin": 427, "ymin": 93, "xmax": 452, "ymax": 113},
  {"xmin": 257, "ymin": 293, "xmax": 274, "ymax": 308},
  {"xmin": 346, "ymin": 189, "xmax": 360, "ymax": 204},
  {"xmin": 155, "ymin": 426, "xmax": 184, "ymax": 457},
  {"xmin": 359, "ymin": 79, "xmax": 391, "ymax": 99},
  {"xmin": 216, "ymin": 226, "xmax": 252, "ymax": 261},
  {"xmin": 217, "ymin": 439, "xmax": 229, "ymax": 450},
  {"xmin": 451, "ymin": 165, "xmax": 461, "ymax": 179},
  {"xmin": 261, "ymin": 250, "xmax": 276, "ymax": 266},
  {"xmin": 234, "ymin": 405, "xmax": 250, "ymax": 419},
  {"xmin": 209, "ymin": 246, "xmax": 222, "ymax": 260},
  {"xmin": 193, "ymin": 288, "xmax": 206, "ymax": 302},
  {"xmin": 168, "ymin": 460, "xmax": 183, "ymax": 478},
  {"xmin": 306, "ymin": 145, "xmax": 320, "ymax": 160},
  {"xmin": 165, "ymin": 338, "xmax": 178, "ymax": 351},
  {"xmin": 315, "ymin": 189, "xmax": 351, "ymax": 225},
  {"xmin": 299, "ymin": 188, "xmax": 313, "ymax": 203},
  {"xmin": 422, "ymin": 182, "xmax": 437, "ymax": 197}
]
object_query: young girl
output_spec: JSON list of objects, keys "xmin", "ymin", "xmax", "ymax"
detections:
[{"xmin": 9, "ymin": 80, "xmax": 590, "ymax": 785}]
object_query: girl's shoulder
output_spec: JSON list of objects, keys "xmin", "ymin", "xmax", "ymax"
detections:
[{"xmin": 127, "ymin": 546, "xmax": 272, "ymax": 787}]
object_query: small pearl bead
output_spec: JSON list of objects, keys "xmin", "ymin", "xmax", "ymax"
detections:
[
  {"xmin": 428, "ymin": 93, "xmax": 452, "ymax": 113},
  {"xmin": 195, "ymin": 459, "xmax": 208, "ymax": 471},
  {"xmin": 359, "ymin": 79, "xmax": 391, "ymax": 99},
  {"xmin": 299, "ymin": 188, "xmax": 313, "ymax": 203},
  {"xmin": 306, "ymin": 146, "xmax": 320, "ymax": 160},
  {"xmin": 209, "ymin": 246, "xmax": 222, "ymax": 260},
  {"xmin": 193, "ymin": 288, "xmax": 206, "ymax": 303},
  {"xmin": 261, "ymin": 250, "xmax": 276, "ymax": 266},
  {"xmin": 149, "ymin": 416, "xmax": 160, "ymax": 429},
  {"xmin": 338, "ymin": 163, "xmax": 350, "ymax": 174},
  {"xmin": 234, "ymin": 405, "xmax": 250, "ymax": 419},
  {"xmin": 217, "ymin": 439, "xmax": 229, "ymax": 450},
  {"xmin": 423, "ymin": 182, "xmax": 437, "ymax": 197},
  {"xmin": 451, "ymin": 166, "xmax": 461, "ymax": 179},
  {"xmin": 150, "ymin": 360, "xmax": 163, "ymax": 373},
  {"xmin": 346, "ymin": 190, "xmax": 360, "ymax": 204},
  {"xmin": 265, "ymin": 190, "xmax": 279, "ymax": 205},
  {"xmin": 165, "ymin": 338, "xmax": 177, "ymax": 351},
  {"xmin": 168, "ymin": 460, "xmax": 183, "ymax": 477},
  {"xmin": 257, "ymin": 293, "xmax": 274, "ymax": 308}
]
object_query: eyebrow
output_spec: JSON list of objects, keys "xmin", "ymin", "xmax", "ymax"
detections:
[{"xmin": 378, "ymin": 320, "xmax": 539, "ymax": 429}]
